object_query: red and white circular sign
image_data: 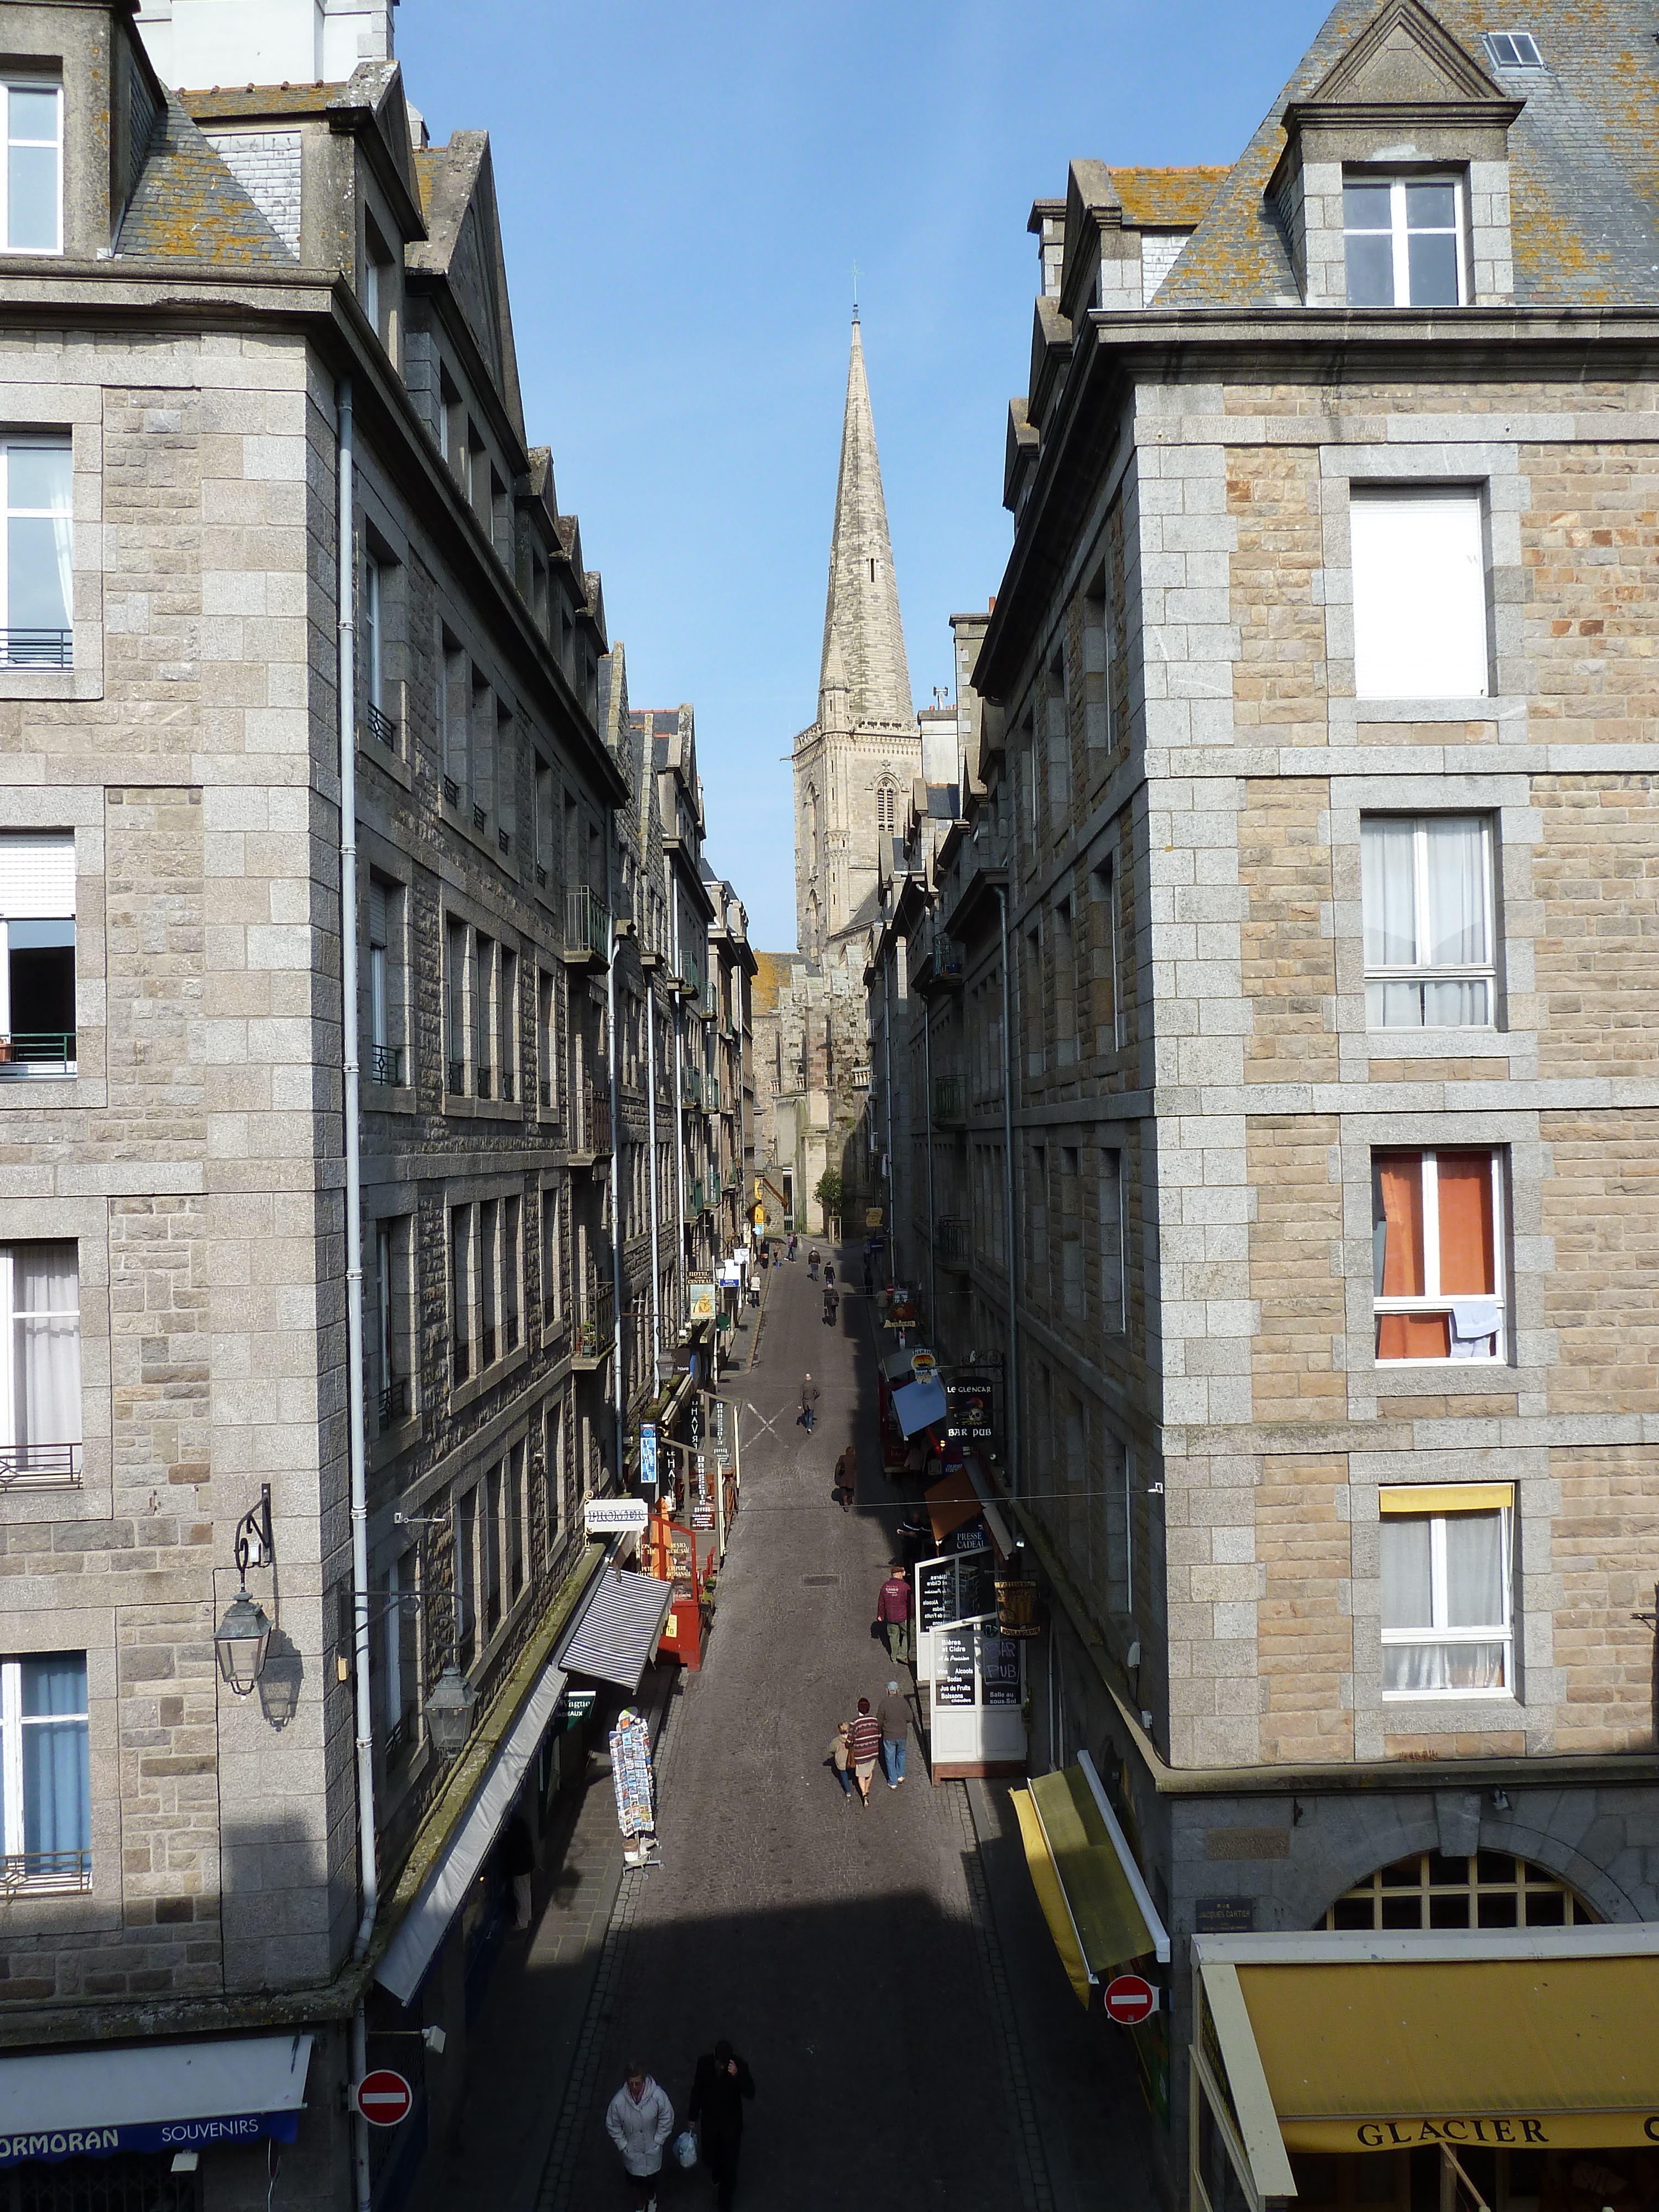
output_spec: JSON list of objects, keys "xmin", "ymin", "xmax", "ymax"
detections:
[
  {"xmin": 1103, "ymin": 1974, "xmax": 1157, "ymax": 2026},
  {"xmin": 355, "ymin": 2069, "xmax": 413, "ymax": 2126}
]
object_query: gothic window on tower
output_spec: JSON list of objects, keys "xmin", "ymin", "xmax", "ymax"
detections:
[{"xmin": 875, "ymin": 779, "xmax": 899, "ymax": 836}]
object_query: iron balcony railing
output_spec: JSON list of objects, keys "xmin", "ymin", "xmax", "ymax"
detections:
[
  {"xmin": 368, "ymin": 1043, "xmax": 403, "ymax": 1086},
  {"xmin": 0, "ymin": 628, "xmax": 71, "ymax": 669},
  {"xmin": 377, "ymin": 1376, "xmax": 410, "ymax": 1433},
  {"xmin": 566, "ymin": 884, "xmax": 610, "ymax": 961},
  {"xmin": 505, "ymin": 1309, "xmax": 520, "ymax": 1354},
  {"xmin": 499, "ymin": 1068, "xmax": 515, "ymax": 1104},
  {"xmin": 0, "ymin": 1440, "xmax": 83, "ymax": 1486},
  {"xmin": 686, "ymin": 1179, "xmax": 704, "ymax": 1218},
  {"xmin": 476, "ymin": 1062, "xmax": 493, "ymax": 1101},
  {"xmin": 364, "ymin": 700, "xmax": 398, "ymax": 750},
  {"xmin": 706, "ymin": 1078, "xmax": 721, "ymax": 1113},
  {"xmin": 576, "ymin": 1282, "xmax": 614, "ymax": 1361},
  {"xmin": 683, "ymin": 1066, "xmax": 703, "ymax": 1109},
  {"xmin": 932, "ymin": 1073, "xmax": 968, "ymax": 1124},
  {"xmin": 447, "ymin": 1055, "xmax": 465, "ymax": 1094},
  {"xmin": 0, "ymin": 1849, "xmax": 91, "ymax": 1894},
  {"xmin": 443, "ymin": 775, "xmax": 461, "ymax": 806},
  {"xmin": 932, "ymin": 931, "xmax": 964, "ymax": 982},
  {"xmin": 0, "ymin": 1031, "xmax": 76, "ymax": 1073},
  {"xmin": 937, "ymin": 1217, "xmax": 972, "ymax": 1266}
]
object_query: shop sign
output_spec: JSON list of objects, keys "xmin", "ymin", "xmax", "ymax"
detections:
[
  {"xmin": 1291, "ymin": 2117, "xmax": 1659, "ymax": 2154},
  {"xmin": 865, "ymin": 1207, "xmax": 884, "ymax": 1228},
  {"xmin": 0, "ymin": 2112, "xmax": 304, "ymax": 2166},
  {"xmin": 1195, "ymin": 1898, "xmax": 1254, "ymax": 1933},
  {"xmin": 995, "ymin": 1574, "xmax": 1042, "ymax": 1637},
  {"xmin": 585, "ymin": 1498, "xmax": 649, "ymax": 1534},
  {"xmin": 639, "ymin": 1424, "xmax": 658, "ymax": 1494},
  {"xmin": 688, "ymin": 1279, "xmax": 716, "ymax": 1321},
  {"xmin": 944, "ymin": 1371, "xmax": 997, "ymax": 1442},
  {"xmin": 910, "ymin": 1350, "xmax": 938, "ymax": 1384},
  {"xmin": 562, "ymin": 1688, "xmax": 597, "ymax": 1728}
]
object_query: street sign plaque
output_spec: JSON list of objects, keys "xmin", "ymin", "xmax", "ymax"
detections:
[
  {"xmin": 354, "ymin": 2070, "xmax": 413, "ymax": 2127},
  {"xmin": 1103, "ymin": 1974, "xmax": 1157, "ymax": 2026}
]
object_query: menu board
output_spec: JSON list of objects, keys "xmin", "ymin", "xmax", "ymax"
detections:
[
  {"xmin": 916, "ymin": 1556, "xmax": 959, "ymax": 1634},
  {"xmin": 957, "ymin": 1549, "xmax": 996, "ymax": 1621},
  {"xmin": 979, "ymin": 1632, "xmax": 1021, "ymax": 1708},
  {"xmin": 934, "ymin": 1626, "xmax": 976, "ymax": 1708}
]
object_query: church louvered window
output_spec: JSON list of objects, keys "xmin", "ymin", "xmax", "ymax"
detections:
[{"xmin": 875, "ymin": 779, "xmax": 898, "ymax": 835}]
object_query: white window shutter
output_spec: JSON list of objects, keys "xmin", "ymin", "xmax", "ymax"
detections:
[
  {"xmin": 1351, "ymin": 489, "xmax": 1488, "ymax": 700},
  {"xmin": 0, "ymin": 831, "xmax": 74, "ymax": 917}
]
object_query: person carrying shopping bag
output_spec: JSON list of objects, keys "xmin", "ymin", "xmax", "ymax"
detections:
[{"xmin": 605, "ymin": 2063, "xmax": 675, "ymax": 2212}]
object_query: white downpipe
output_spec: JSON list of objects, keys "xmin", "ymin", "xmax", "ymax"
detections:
[
  {"xmin": 882, "ymin": 947, "xmax": 894, "ymax": 1274},
  {"xmin": 606, "ymin": 817, "xmax": 623, "ymax": 1488},
  {"xmin": 998, "ymin": 884, "xmax": 1019, "ymax": 1500},
  {"xmin": 338, "ymin": 379, "xmax": 377, "ymax": 2212},
  {"xmin": 671, "ymin": 895, "xmax": 687, "ymax": 1330},
  {"xmin": 646, "ymin": 980, "xmax": 661, "ymax": 1384}
]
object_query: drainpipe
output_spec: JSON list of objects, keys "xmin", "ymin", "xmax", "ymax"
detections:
[
  {"xmin": 606, "ymin": 816, "xmax": 623, "ymax": 1490},
  {"xmin": 997, "ymin": 883, "xmax": 1019, "ymax": 1500},
  {"xmin": 646, "ymin": 975, "xmax": 661, "ymax": 1386},
  {"xmin": 922, "ymin": 930, "xmax": 936, "ymax": 1344},
  {"xmin": 338, "ymin": 377, "xmax": 377, "ymax": 2212},
  {"xmin": 882, "ymin": 940, "xmax": 895, "ymax": 1279},
  {"xmin": 671, "ymin": 891, "xmax": 687, "ymax": 1328}
]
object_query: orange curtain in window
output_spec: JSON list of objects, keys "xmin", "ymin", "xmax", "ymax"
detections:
[
  {"xmin": 1437, "ymin": 1151, "xmax": 1495, "ymax": 1295},
  {"xmin": 1376, "ymin": 1154, "xmax": 1446, "ymax": 1359}
]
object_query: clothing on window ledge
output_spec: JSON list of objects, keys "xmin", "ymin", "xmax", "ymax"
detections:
[{"xmin": 1448, "ymin": 1297, "xmax": 1501, "ymax": 1358}]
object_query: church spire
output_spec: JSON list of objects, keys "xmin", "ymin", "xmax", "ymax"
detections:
[{"xmin": 818, "ymin": 319, "xmax": 914, "ymax": 733}]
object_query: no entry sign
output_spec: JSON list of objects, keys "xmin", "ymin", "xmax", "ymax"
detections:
[
  {"xmin": 354, "ymin": 2070, "xmax": 413, "ymax": 2127},
  {"xmin": 1103, "ymin": 1974, "xmax": 1157, "ymax": 2026}
]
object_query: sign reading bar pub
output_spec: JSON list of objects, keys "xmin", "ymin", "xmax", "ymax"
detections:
[{"xmin": 943, "ymin": 1370, "xmax": 995, "ymax": 1444}]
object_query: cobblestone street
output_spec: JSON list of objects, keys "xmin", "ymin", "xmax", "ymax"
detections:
[{"xmin": 412, "ymin": 1251, "xmax": 1159, "ymax": 2212}]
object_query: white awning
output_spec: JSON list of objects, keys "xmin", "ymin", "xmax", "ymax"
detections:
[
  {"xmin": 558, "ymin": 1564, "xmax": 673, "ymax": 1692},
  {"xmin": 893, "ymin": 1376, "xmax": 948, "ymax": 1438},
  {"xmin": 0, "ymin": 2033, "xmax": 312, "ymax": 2167},
  {"xmin": 375, "ymin": 1660, "xmax": 567, "ymax": 2006}
]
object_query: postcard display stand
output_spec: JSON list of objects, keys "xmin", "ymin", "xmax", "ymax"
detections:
[
  {"xmin": 611, "ymin": 1709, "xmax": 661, "ymax": 1866},
  {"xmin": 915, "ymin": 1549, "xmax": 1026, "ymax": 1780}
]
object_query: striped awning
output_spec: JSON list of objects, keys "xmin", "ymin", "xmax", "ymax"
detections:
[{"xmin": 556, "ymin": 1564, "xmax": 674, "ymax": 1692}]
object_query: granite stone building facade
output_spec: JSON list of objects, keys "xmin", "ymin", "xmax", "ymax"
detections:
[
  {"xmin": 872, "ymin": 0, "xmax": 1659, "ymax": 2199},
  {"xmin": 0, "ymin": 4, "xmax": 745, "ymax": 2208}
]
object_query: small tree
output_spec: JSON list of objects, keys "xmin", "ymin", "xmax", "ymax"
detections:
[{"xmin": 815, "ymin": 1167, "xmax": 843, "ymax": 1234}]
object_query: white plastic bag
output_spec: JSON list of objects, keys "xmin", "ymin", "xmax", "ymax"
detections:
[{"xmin": 672, "ymin": 2128, "xmax": 698, "ymax": 2170}]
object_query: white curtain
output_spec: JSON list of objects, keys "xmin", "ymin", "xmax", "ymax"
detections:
[
  {"xmin": 1382, "ymin": 1511, "xmax": 1507, "ymax": 1693},
  {"xmin": 12, "ymin": 1241, "xmax": 80, "ymax": 1461},
  {"xmin": 1425, "ymin": 817, "xmax": 1487, "ymax": 966},
  {"xmin": 1363, "ymin": 818, "xmax": 1417, "ymax": 963},
  {"xmin": 1445, "ymin": 1510, "xmax": 1505, "ymax": 1626},
  {"xmin": 1381, "ymin": 1517, "xmax": 1433, "ymax": 1631}
]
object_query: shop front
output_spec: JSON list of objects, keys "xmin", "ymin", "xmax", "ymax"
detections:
[{"xmin": 1190, "ymin": 1928, "xmax": 1659, "ymax": 2212}]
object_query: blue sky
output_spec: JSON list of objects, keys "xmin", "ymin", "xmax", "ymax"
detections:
[{"xmin": 397, "ymin": 2, "xmax": 1332, "ymax": 950}]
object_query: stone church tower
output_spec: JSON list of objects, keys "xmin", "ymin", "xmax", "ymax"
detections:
[{"xmin": 792, "ymin": 315, "xmax": 920, "ymax": 958}]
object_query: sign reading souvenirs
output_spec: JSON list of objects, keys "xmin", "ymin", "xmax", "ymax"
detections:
[
  {"xmin": 585, "ymin": 1498, "xmax": 649, "ymax": 1534},
  {"xmin": 0, "ymin": 2111, "xmax": 306, "ymax": 2167},
  {"xmin": 1103, "ymin": 1975, "xmax": 1158, "ymax": 2026},
  {"xmin": 353, "ymin": 2072, "xmax": 413, "ymax": 2128}
]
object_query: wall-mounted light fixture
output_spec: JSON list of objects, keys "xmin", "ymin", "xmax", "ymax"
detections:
[{"xmin": 215, "ymin": 1485, "xmax": 275, "ymax": 1696}]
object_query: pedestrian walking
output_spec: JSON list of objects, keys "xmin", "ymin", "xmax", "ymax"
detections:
[
  {"xmin": 687, "ymin": 2039, "xmax": 755, "ymax": 2210},
  {"xmin": 834, "ymin": 1439, "xmax": 857, "ymax": 1512},
  {"xmin": 501, "ymin": 1811, "xmax": 535, "ymax": 1932},
  {"xmin": 823, "ymin": 1285, "xmax": 838, "ymax": 1326},
  {"xmin": 789, "ymin": 1233, "xmax": 797, "ymax": 1260},
  {"xmin": 879, "ymin": 1679, "xmax": 910, "ymax": 1786},
  {"xmin": 605, "ymin": 2062, "xmax": 675, "ymax": 2211},
  {"xmin": 876, "ymin": 1560, "xmax": 914, "ymax": 1667},
  {"xmin": 847, "ymin": 1698, "xmax": 883, "ymax": 1804},
  {"xmin": 798, "ymin": 1373, "xmax": 819, "ymax": 1433},
  {"xmin": 808, "ymin": 1249, "xmax": 820, "ymax": 1281},
  {"xmin": 827, "ymin": 1718, "xmax": 854, "ymax": 1799},
  {"xmin": 824, "ymin": 1261, "xmax": 835, "ymax": 1288}
]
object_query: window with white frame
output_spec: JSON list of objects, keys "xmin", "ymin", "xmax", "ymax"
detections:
[
  {"xmin": 1361, "ymin": 815, "xmax": 1495, "ymax": 1029},
  {"xmin": 1349, "ymin": 487, "xmax": 1488, "ymax": 700},
  {"xmin": 0, "ymin": 830, "xmax": 74, "ymax": 1072},
  {"xmin": 0, "ymin": 1652, "xmax": 90, "ymax": 1886},
  {"xmin": 1373, "ymin": 1147, "xmax": 1503, "ymax": 1363},
  {"xmin": 1, "ymin": 1241, "xmax": 81, "ymax": 1482},
  {"xmin": 1, "ymin": 440, "xmax": 72, "ymax": 665},
  {"xmin": 1380, "ymin": 1488, "xmax": 1512, "ymax": 1694},
  {"xmin": 1343, "ymin": 174, "xmax": 1464, "ymax": 307},
  {"xmin": 2, "ymin": 82, "xmax": 61, "ymax": 254}
]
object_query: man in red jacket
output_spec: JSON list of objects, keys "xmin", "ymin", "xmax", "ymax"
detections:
[{"xmin": 875, "ymin": 1561, "xmax": 912, "ymax": 1667}]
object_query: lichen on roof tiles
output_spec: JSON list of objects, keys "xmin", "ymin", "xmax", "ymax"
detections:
[
  {"xmin": 1108, "ymin": 166, "xmax": 1230, "ymax": 227},
  {"xmin": 118, "ymin": 92, "xmax": 294, "ymax": 266},
  {"xmin": 181, "ymin": 84, "xmax": 342, "ymax": 121}
]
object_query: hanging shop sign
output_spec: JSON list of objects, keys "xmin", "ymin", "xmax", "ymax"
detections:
[
  {"xmin": 910, "ymin": 1350, "xmax": 938, "ymax": 1385},
  {"xmin": 585, "ymin": 1498, "xmax": 649, "ymax": 1534},
  {"xmin": 688, "ymin": 1280, "xmax": 716, "ymax": 1322},
  {"xmin": 865, "ymin": 1207, "xmax": 884, "ymax": 1228},
  {"xmin": 995, "ymin": 1573, "xmax": 1042, "ymax": 1639},
  {"xmin": 944, "ymin": 1371, "xmax": 997, "ymax": 1444},
  {"xmin": 561, "ymin": 1688, "xmax": 597, "ymax": 1729},
  {"xmin": 639, "ymin": 1424, "xmax": 658, "ymax": 1495}
]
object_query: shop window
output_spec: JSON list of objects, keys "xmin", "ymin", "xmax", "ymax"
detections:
[
  {"xmin": 1373, "ymin": 1147, "xmax": 1503, "ymax": 1363},
  {"xmin": 1343, "ymin": 174, "xmax": 1465, "ymax": 307},
  {"xmin": 1361, "ymin": 815, "xmax": 1494, "ymax": 1029},
  {"xmin": 1381, "ymin": 1488, "xmax": 1512, "ymax": 1694},
  {"xmin": 0, "ymin": 1652, "xmax": 89, "ymax": 1888},
  {"xmin": 1, "ymin": 1241, "xmax": 81, "ymax": 1483},
  {"xmin": 1322, "ymin": 1849, "xmax": 1592, "ymax": 1932},
  {"xmin": 0, "ymin": 829, "xmax": 74, "ymax": 1072},
  {"xmin": 1350, "ymin": 487, "xmax": 1487, "ymax": 700},
  {"xmin": 1, "ymin": 438, "xmax": 71, "ymax": 665}
]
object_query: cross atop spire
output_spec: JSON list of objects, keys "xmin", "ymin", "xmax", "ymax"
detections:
[{"xmin": 818, "ymin": 319, "xmax": 912, "ymax": 734}]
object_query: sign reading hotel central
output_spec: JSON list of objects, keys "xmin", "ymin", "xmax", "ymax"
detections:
[{"xmin": 1286, "ymin": 2115, "xmax": 1659, "ymax": 2154}]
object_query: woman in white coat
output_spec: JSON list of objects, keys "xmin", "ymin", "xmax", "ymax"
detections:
[{"xmin": 606, "ymin": 2060, "xmax": 675, "ymax": 2211}]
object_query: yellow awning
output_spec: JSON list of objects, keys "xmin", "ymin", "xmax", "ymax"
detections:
[
  {"xmin": 1379, "ymin": 1484, "xmax": 1512, "ymax": 1515},
  {"xmin": 1011, "ymin": 1767, "xmax": 1156, "ymax": 2010},
  {"xmin": 1197, "ymin": 1940, "xmax": 1659, "ymax": 2192}
]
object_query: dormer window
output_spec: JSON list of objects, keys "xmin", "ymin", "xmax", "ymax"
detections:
[
  {"xmin": 1483, "ymin": 32, "xmax": 1542, "ymax": 69},
  {"xmin": 1343, "ymin": 176, "xmax": 1464, "ymax": 307},
  {"xmin": 3, "ymin": 81, "xmax": 60, "ymax": 255}
]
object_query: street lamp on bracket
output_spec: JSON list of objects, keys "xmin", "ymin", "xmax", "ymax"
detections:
[{"xmin": 215, "ymin": 1485, "xmax": 275, "ymax": 1696}]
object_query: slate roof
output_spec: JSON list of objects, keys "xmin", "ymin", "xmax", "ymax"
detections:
[
  {"xmin": 117, "ymin": 93, "xmax": 293, "ymax": 265},
  {"xmin": 1157, "ymin": 0, "xmax": 1659, "ymax": 309},
  {"xmin": 1109, "ymin": 166, "xmax": 1230, "ymax": 227},
  {"xmin": 181, "ymin": 84, "xmax": 342, "ymax": 119}
]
